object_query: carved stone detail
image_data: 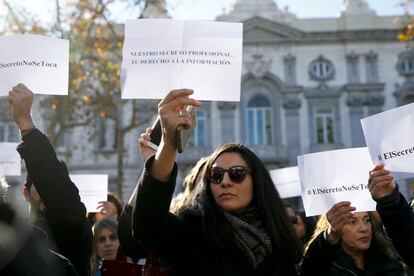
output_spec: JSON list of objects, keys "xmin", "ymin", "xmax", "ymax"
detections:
[
  {"xmin": 283, "ymin": 95, "xmax": 301, "ymax": 109},
  {"xmin": 217, "ymin": 102, "xmax": 237, "ymax": 111},
  {"xmin": 245, "ymin": 54, "xmax": 272, "ymax": 78},
  {"xmin": 347, "ymin": 94, "xmax": 365, "ymax": 107},
  {"xmin": 367, "ymin": 94, "xmax": 385, "ymax": 106}
]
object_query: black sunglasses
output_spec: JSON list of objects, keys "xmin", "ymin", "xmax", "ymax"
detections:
[{"xmin": 208, "ymin": 166, "xmax": 251, "ymax": 184}]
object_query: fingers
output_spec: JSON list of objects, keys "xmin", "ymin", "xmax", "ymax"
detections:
[
  {"xmin": 369, "ymin": 175, "xmax": 395, "ymax": 192},
  {"xmin": 368, "ymin": 166, "xmax": 393, "ymax": 188},
  {"xmin": 159, "ymin": 97, "xmax": 201, "ymax": 117},
  {"xmin": 369, "ymin": 168, "xmax": 390, "ymax": 179},
  {"xmin": 97, "ymin": 201, "xmax": 115, "ymax": 214},
  {"xmin": 371, "ymin": 164, "xmax": 385, "ymax": 172},
  {"xmin": 326, "ymin": 201, "xmax": 355, "ymax": 231},
  {"xmin": 9, "ymin": 83, "xmax": 33, "ymax": 97},
  {"xmin": 139, "ymin": 129, "xmax": 152, "ymax": 146},
  {"xmin": 7, "ymin": 83, "xmax": 34, "ymax": 104},
  {"xmin": 156, "ymin": 89, "xmax": 201, "ymax": 144},
  {"xmin": 158, "ymin": 89, "xmax": 201, "ymax": 115},
  {"xmin": 158, "ymin": 89, "xmax": 195, "ymax": 106}
]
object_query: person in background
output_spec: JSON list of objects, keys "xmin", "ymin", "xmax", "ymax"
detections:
[
  {"xmin": 169, "ymin": 156, "xmax": 209, "ymax": 213},
  {"xmin": 87, "ymin": 192, "xmax": 123, "ymax": 226},
  {"xmin": 130, "ymin": 89, "xmax": 302, "ymax": 275},
  {"xmin": 369, "ymin": 164, "xmax": 414, "ymax": 268},
  {"xmin": 301, "ymin": 201, "xmax": 403, "ymax": 275},
  {"xmin": 135, "ymin": 127, "xmax": 209, "ymax": 214},
  {"xmin": 91, "ymin": 219, "xmax": 120, "ymax": 275},
  {"xmin": 285, "ymin": 204, "xmax": 298, "ymax": 226},
  {"xmin": 8, "ymin": 83, "xmax": 92, "ymax": 276},
  {"xmin": 295, "ymin": 210, "xmax": 316, "ymax": 245}
]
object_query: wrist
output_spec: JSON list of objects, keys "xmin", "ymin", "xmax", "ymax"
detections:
[
  {"xmin": 16, "ymin": 119, "xmax": 35, "ymax": 131},
  {"xmin": 20, "ymin": 126, "xmax": 37, "ymax": 137}
]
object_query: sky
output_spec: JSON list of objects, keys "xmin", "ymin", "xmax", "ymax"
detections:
[
  {"xmin": 0, "ymin": 0, "xmax": 406, "ymax": 26},
  {"xmin": 168, "ymin": 0, "xmax": 405, "ymax": 20}
]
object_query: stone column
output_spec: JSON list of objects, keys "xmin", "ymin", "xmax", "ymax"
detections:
[
  {"xmin": 347, "ymin": 92, "xmax": 365, "ymax": 147},
  {"xmin": 367, "ymin": 93, "xmax": 384, "ymax": 115},
  {"xmin": 283, "ymin": 95, "xmax": 301, "ymax": 164},
  {"xmin": 218, "ymin": 102, "xmax": 237, "ymax": 144},
  {"xmin": 283, "ymin": 54, "xmax": 297, "ymax": 85},
  {"xmin": 346, "ymin": 51, "xmax": 360, "ymax": 84},
  {"xmin": 365, "ymin": 51, "xmax": 379, "ymax": 83}
]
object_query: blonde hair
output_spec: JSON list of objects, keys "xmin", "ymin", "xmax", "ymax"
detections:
[
  {"xmin": 303, "ymin": 214, "xmax": 330, "ymax": 254},
  {"xmin": 170, "ymin": 157, "xmax": 209, "ymax": 214}
]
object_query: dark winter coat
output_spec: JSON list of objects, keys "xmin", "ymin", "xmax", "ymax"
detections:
[
  {"xmin": 376, "ymin": 185, "xmax": 414, "ymax": 268},
  {"xmin": 132, "ymin": 156, "xmax": 298, "ymax": 276},
  {"xmin": 17, "ymin": 129, "xmax": 93, "ymax": 276}
]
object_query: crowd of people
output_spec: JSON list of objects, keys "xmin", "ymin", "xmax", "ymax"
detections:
[{"xmin": 1, "ymin": 84, "xmax": 414, "ymax": 275}]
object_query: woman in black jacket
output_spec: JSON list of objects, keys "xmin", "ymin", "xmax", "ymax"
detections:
[
  {"xmin": 301, "ymin": 201, "xmax": 403, "ymax": 275},
  {"xmin": 130, "ymin": 89, "xmax": 302, "ymax": 276}
]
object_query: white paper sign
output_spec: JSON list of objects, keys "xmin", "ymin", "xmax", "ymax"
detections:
[
  {"xmin": 361, "ymin": 103, "xmax": 414, "ymax": 180},
  {"xmin": 70, "ymin": 174, "xmax": 108, "ymax": 213},
  {"xmin": 0, "ymin": 34, "xmax": 69, "ymax": 96},
  {"xmin": 298, "ymin": 147, "xmax": 376, "ymax": 217},
  {"xmin": 122, "ymin": 19, "xmax": 243, "ymax": 101},
  {"xmin": 269, "ymin": 166, "xmax": 301, "ymax": 199},
  {"xmin": 0, "ymin": 143, "xmax": 20, "ymax": 176}
]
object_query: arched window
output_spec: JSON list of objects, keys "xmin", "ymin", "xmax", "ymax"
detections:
[
  {"xmin": 315, "ymin": 107, "xmax": 334, "ymax": 144},
  {"xmin": 246, "ymin": 97, "xmax": 273, "ymax": 146}
]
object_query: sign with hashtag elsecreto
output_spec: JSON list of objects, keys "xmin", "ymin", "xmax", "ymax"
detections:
[
  {"xmin": 0, "ymin": 143, "xmax": 20, "ymax": 176},
  {"xmin": 0, "ymin": 34, "xmax": 69, "ymax": 96},
  {"xmin": 298, "ymin": 147, "xmax": 376, "ymax": 217},
  {"xmin": 361, "ymin": 102, "xmax": 414, "ymax": 180},
  {"xmin": 269, "ymin": 166, "xmax": 301, "ymax": 199}
]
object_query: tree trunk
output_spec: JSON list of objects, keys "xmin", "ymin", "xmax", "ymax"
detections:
[{"xmin": 115, "ymin": 100, "xmax": 124, "ymax": 202}]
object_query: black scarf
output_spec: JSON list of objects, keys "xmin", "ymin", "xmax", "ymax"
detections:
[{"xmin": 223, "ymin": 208, "xmax": 272, "ymax": 268}]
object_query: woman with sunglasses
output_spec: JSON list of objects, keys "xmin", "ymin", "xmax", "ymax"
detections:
[{"xmin": 131, "ymin": 89, "xmax": 301, "ymax": 275}]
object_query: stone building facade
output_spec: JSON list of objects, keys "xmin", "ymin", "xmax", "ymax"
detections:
[{"xmin": 2, "ymin": 0, "xmax": 412, "ymax": 207}]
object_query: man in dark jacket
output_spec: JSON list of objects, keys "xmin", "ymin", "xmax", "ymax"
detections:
[
  {"xmin": 369, "ymin": 164, "xmax": 414, "ymax": 268},
  {"xmin": 7, "ymin": 83, "xmax": 93, "ymax": 276}
]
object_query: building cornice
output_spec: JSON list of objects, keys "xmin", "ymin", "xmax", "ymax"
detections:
[{"xmin": 242, "ymin": 16, "xmax": 399, "ymax": 44}]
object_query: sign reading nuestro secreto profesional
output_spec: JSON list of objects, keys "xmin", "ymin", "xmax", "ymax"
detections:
[
  {"xmin": 298, "ymin": 147, "xmax": 376, "ymax": 217},
  {"xmin": 0, "ymin": 34, "xmax": 69, "ymax": 96},
  {"xmin": 361, "ymin": 102, "xmax": 414, "ymax": 180},
  {"xmin": 121, "ymin": 19, "xmax": 243, "ymax": 101}
]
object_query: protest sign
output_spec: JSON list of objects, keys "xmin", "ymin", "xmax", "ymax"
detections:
[
  {"xmin": 361, "ymin": 102, "xmax": 414, "ymax": 180},
  {"xmin": 269, "ymin": 166, "xmax": 301, "ymax": 199},
  {"xmin": 298, "ymin": 147, "xmax": 376, "ymax": 217},
  {"xmin": 0, "ymin": 143, "xmax": 20, "ymax": 176},
  {"xmin": 0, "ymin": 34, "xmax": 69, "ymax": 96},
  {"xmin": 122, "ymin": 19, "xmax": 242, "ymax": 101},
  {"xmin": 70, "ymin": 174, "xmax": 108, "ymax": 213}
]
